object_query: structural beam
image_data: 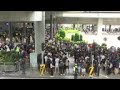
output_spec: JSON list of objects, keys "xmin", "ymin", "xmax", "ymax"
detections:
[{"xmin": 34, "ymin": 12, "xmax": 45, "ymax": 54}]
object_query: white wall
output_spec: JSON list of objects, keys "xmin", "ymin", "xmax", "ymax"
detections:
[{"xmin": 83, "ymin": 34, "xmax": 120, "ymax": 48}]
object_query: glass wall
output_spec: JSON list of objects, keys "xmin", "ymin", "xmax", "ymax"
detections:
[
  {"xmin": 102, "ymin": 25, "xmax": 120, "ymax": 34},
  {"xmin": 0, "ymin": 22, "xmax": 34, "ymax": 44},
  {"xmin": 80, "ymin": 24, "xmax": 97, "ymax": 34},
  {"xmin": 58, "ymin": 24, "xmax": 97, "ymax": 34}
]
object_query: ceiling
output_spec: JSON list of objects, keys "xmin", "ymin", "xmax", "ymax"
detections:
[{"xmin": 45, "ymin": 11, "xmax": 120, "ymax": 24}]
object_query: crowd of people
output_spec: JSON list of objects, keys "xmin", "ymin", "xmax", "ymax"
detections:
[
  {"xmin": 43, "ymin": 39, "xmax": 70, "ymax": 76},
  {"xmin": 0, "ymin": 29, "xmax": 120, "ymax": 77},
  {"xmin": 42, "ymin": 36, "xmax": 120, "ymax": 77},
  {"xmin": 0, "ymin": 35, "xmax": 35, "ymax": 74}
]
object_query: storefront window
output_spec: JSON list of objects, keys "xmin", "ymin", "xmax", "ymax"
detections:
[
  {"xmin": 81, "ymin": 24, "xmax": 97, "ymax": 34},
  {"xmin": 11, "ymin": 22, "xmax": 34, "ymax": 43}
]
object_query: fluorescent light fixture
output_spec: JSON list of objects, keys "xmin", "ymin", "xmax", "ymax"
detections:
[
  {"xmin": 62, "ymin": 13, "xmax": 120, "ymax": 18},
  {"xmin": 33, "ymin": 11, "xmax": 42, "ymax": 21}
]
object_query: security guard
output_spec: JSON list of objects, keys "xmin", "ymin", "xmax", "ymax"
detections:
[{"xmin": 73, "ymin": 63, "xmax": 78, "ymax": 79}]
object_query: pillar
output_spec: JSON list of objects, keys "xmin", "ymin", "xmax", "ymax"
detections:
[
  {"xmin": 8, "ymin": 22, "xmax": 12, "ymax": 43},
  {"xmin": 53, "ymin": 17, "xmax": 55, "ymax": 36},
  {"xmin": 97, "ymin": 18, "xmax": 103, "ymax": 44},
  {"xmin": 56, "ymin": 17, "xmax": 58, "ymax": 31},
  {"xmin": 73, "ymin": 24, "xmax": 75, "ymax": 29},
  {"xmin": 34, "ymin": 12, "xmax": 45, "ymax": 54},
  {"xmin": 23, "ymin": 22, "xmax": 27, "ymax": 37},
  {"xmin": 97, "ymin": 18, "xmax": 103, "ymax": 35},
  {"xmin": 50, "ymin": 12, "xmax": 53, "ymax": 39},
  {"xmin": 109, "ymin": 25, "xmax": 111, "ymax": 31}
]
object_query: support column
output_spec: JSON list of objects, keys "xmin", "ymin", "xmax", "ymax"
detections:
[
  {"xmin": 109, "ymin": 25, "xmax": 111, "ymax": 32},
  {"xmin": 97, "ymin": 18, "xmax": 103, "ymax": 44},
  {"xmin": 34, "ymin": 12, "xmax": 45, "ymax": 54},
  {"xmin": 50, "ymin": 12, "xmax": 53, "ymax": 39},
  {"xmin": 73, "ymin": 24, "xmax": 75, "ymax": 29},
  {"xmin": 56, "ymin": 17, "xmax": 58, "ymax": 32},
  {"xmin": 97, "ymin": 18, "xmax": 103, "ymax": 35},
  {"xmin": 23, "ymin": 22, "xmax": 27, "ymax": 37},
  {"xmin": 53, "ymin": 17, "xmax": 55, "ymax": 36},
  {"xmin": 8, "ymin": 22, "xmax": 12, "ymax": 44},
  {"xmin": 22, "ymin": 22, "xmax": 26, "ymax": 43}
]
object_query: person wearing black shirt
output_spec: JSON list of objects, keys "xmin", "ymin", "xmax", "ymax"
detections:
[{"xmin": 37, "ymin": 54, "xmax": 42, "ymax": 70}]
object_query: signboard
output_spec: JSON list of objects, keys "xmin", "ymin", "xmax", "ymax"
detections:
[
  {"xmin": 30, "ymin": 53, "xmax": 37, "ymax": 68},
  {"xmin": 89, "ymin": 66, "xmax": 94, "ymax": 77},
  {"xmin": 40, "ymin": 64, "xmax": 46, "ymax": 75}
]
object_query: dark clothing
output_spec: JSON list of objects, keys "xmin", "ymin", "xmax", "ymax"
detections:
[
  {"xmin": 21, "ymin": 59, "xmax": 26, "ymax": 74},
  {"xmin": 74, "ymin": 73, "xmax": 78, "ymax": 79},
  {"xmin": 51, "ymin": 67, "xmax": 54, "ymax": 76},
  {"xmin": 23, "ymin": 44, "xmax": 27, "ymax": 51},
  {"xmin": 37, "ymin": 54, "xmax": 42, "ymax": 70},
  {"xmin": 74, "ymin": 67, "xmax": 78, "ymax": 79},
  {"xmin": 59, "ymin": 60, "xmax": 64, "ymax": 74}
]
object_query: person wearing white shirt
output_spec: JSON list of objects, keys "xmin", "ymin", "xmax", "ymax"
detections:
[
  {"xmin": 50, "ymin": 57, "xmax": 53, "ymax": 62},
  {"xmin": 6, "ymin": 45, "xmax": 10, "ymax": 52},
  {"xmin": 65, "ymin": 58, "xmax": 69, "ymax": 74},
  {"xmin": 55, "ymin": 57, "xmax": 60, "ymax": 74},
  {"xmin": 30, "ymin": 35, "xmax": 33, "ymax": 43},
  {"xmin": 50, "ymin": 61, "xmax": 54, "ymax": 76},
  {"xmin": 44, "ymin": 55, "xmax": 48, "ymax": 63},
  {"xmin": 100, "ymin": 54, "xmax": 105, "ymax": 63},
  {"xmin": 48, "ymin": 52, "xmax": 52, "ymax": 56},
  {"xmin": 85, "ymin": 56, "xmax": 89, "ymax": 61}
]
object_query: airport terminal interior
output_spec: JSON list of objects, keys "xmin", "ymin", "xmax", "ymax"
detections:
[{"xmin": 0, "ymin": 11, "xmax": 120, "ymax": 79}]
